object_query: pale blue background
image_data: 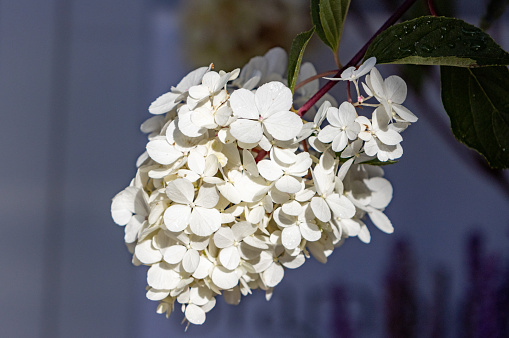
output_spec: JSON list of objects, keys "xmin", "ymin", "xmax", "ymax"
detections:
[{"xmin": 1, "ymin": 1, "xmax": 508, "ymax": 337}]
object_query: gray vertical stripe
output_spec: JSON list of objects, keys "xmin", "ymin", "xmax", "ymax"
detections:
[{"xmin": 41, "ymin": 1, "xmax": 72, "ymax": 337}]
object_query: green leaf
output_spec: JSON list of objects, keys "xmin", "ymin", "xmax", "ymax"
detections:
[
  {"xmin": 287, "ymin": 27, "xmax": 315, "ymax": 93},
  {"xmin": 365, "ymin": 16, "xmax": 509, "ymax": 67},
  {"xmin": 311, "ymin": 0, "xmax": 350, "ymax": 52},
  {"xmin": 441, "ymin": 66, "xmax": 509, "ymax": 169}
]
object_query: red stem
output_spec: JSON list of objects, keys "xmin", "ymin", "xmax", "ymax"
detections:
[
  {"xmin": 297, "ymin": 0, "xmax": 419, "ymax": 117},
  {"xmin": 427, "ymin": 0, "xmax": 438, "ymax": 16}
]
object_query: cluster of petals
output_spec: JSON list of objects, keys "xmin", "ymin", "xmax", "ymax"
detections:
[{"xmin": 112, "ymin": 49, "xmax": 417, "ymax": 327}]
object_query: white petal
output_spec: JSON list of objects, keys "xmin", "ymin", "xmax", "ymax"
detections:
[
  {"xmin": 189, "ymin": 207, "xmax": 221, "ymax": 236},
  {"xmin": 229, "ymin": 119, "xmax": 263, "ymax": 144},
  {"xmin": 263, "ymin": 262, "xmax": 284, "ymax": 287},
  {"xmin": 281, "ymin": 226, "xmax": 301, "ymax": 250},
  {"xmin": 255, "ymin": 81, "xmax": 292, "ymax": 118},
  {"xmin": 358, "ymin": 224, "xmax": 371, "ymax": 243},
  {"xmin": 257, "ymin": 159, "xmax": 283, "ymax": 181},
  {"xmin": 282, "ymin": 200, "xmax": 302, "ymax": 216},
  {"xmin": 217, "ymin": 182, "xmax": 241, "ymax": 204},
  {"xmin": 273, "ymin": 207, "xmax": 295, "ymax": 228},
  {"xmin": 146, "ymin": 288, "xmax": 170, "ymax": 301},
  {"xmin": 242, "ymin": 149, "xmax": 259, "ymax": 177},
  {"xmin": 166, "ymin": 178, "xmax": 194, "ymax": 204},
  {"xmin": 187, "ymin": 150, "xmax": 205, "ymax": 175},
  {"xmin": 190, "ymin": 286, "xmax": 213, "ymax": 306},
  {"xmin": 393, "ymin": 104, "xmax": 418, "ymax": 122},
  {"xmin": 300, "ymin": 222, "xmax": 322, "ymax": 242},
  {"xmin": 368, "ymin": 209, "xmax": 394, "ymax": 234},
  {"xmin": 310, "ymin": 197, "xmax": 331, "ymax": 222},
  {"xmin": 194, "ymin": 184, "xmax": 219, "ymax": 208},
  {"xmin": 192, "ymin": 256, "xmax": 213, "ymax": 279},
  {"xmin": 135, "ymin": 239, "xmax": 162, "ymax": 264},
  {"xmin": 213, "ymin": 227, "xmax": 235, "ymax": 248},
  {"xmin": 279, "ymin": 252, "xmax": 305, "ymax": 269},
  {"xmin": 230, "ymin": 88, "xmax": 259, "ymax": 119},
  {"xmin": 147, "ymin": 262, "xmax": 180, "ymax": 290},
  {"xmin": 185, "ymin": 304, "xmax": 206, "ymax": 325},
  {"xmin": 326, "ymin": 194, "xmax": 356, "ymax": 219},
  {"xmin": 146, "ymin": 139, "xmax": 182, "ymax": 165},
  {"xmin": 385, "ymin": 75, "xmax": 407, "ymax": 104},
  {"xmin": 163, "ymin": 245, "xmax": 187, "ymax": 264},
  {"xmin": 124, "ymin": 215, "xmax": 145, "ymax": 243},
  {"xmin": 246, "ymin": 205, "xmax": 265, "ymax": 224},
  {"xmin": 331, "ymin": 132, "xmax": 348, "ymax": 152},
  {"xmin": 148, "ymin": 92, "xmax": 180, "ymax": 115},
  {"xmin": 219, "ymin": 246, "xmax": 241, "ymax": 270},
  {"xmin": 231, "ymin": 221, "xmax": 257, "ymax": 241},
  {"xmin": 326, "ymin": 107, "xmax": 342, "ymax": 127},
  {"xmin": 163, "ymin": 204, "xmax": 191, "ymax": 232},
  {"xmin": 275, "ymin": 175, "xmax": 302, "ymax": 194},
  {"xmin": 264, "ymin": 111, "xmax": 303, "ymax": 141},
  {"xmin": 271, "ymin": 146, "xmax": 297, "ymax": 165},
  {"xmin": 377, "ymin": 129, "xmax": 403, "ymax": 145},
  {"xmin": 182, "ymin": 249, "xmax": 200, "ymax": 273},
  {"xmin": 365, "ymin": 177, "xmax": 393, "ymax": 208},
  {"xmin": 212, "ymin": 266, "xmax": 239, "ymax": 289}
]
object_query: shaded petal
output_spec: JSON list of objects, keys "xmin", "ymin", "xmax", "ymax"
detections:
[
  {"xmin": 214, "ymin": 227, "xmax": 235, "ymax": 248},
  {"xmin": 162, "ymin": 244, "xmax": 187, "ymax": 264},
  {"xmin": 166, "ymin": 178, "xmax": 194, "ymax": 204},
  {"xmin": 212, "ymin": 266, "xmax": 239, "ymax": 289},
  {"xmin": 229, "ymin": 119, "xmax": 263, "ymax": 144},
  {"xmin": 263, "ymin": 262, "xmax": 284, "ymax": 287},
  {"xmin": 182, "ymin": 249, "xmax": 200, "ymax": 273},
  {"xmin": 326, "ymin": 194, "xmax": 356, "ymax": 219},
  {"xmin": 300, "ymin": 222, "xmax": 322, "ymax": 242},
  {"xmin": 310, "ymin": 196, "xmax": 331, "ymax": 222}
]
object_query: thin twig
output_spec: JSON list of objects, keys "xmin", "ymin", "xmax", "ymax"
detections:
[
  {"xmin": 294, "ymin": 69, "xmax": 340, "ymax": 92},
  {"xmin": 427, "ymin": 0, "xmax": 438, "ymax": 16}
]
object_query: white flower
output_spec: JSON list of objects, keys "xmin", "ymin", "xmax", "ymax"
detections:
[
  {"xmin": 363, "ymin": 67, "xmax": 418, "ymax": 122},
  {"xmin": 163, "ymin": 178, "xmax": 221, "ymax": 236},
  {"xmin": 229, "ymin": 81, "xmax": 303, "ymax": 143},
  {"xmin": 111, "ymin": 186, "xmax": 148, "ymax": 244},
  {"xmin": 273, "ymin": 205, "xmax": 321, "ymax": 250},
  {"xmin": 318, "ymin": 102, "xmax": 361, "ymax": 152},
  {"xmin": 357, "ymin": 107, "xmax": 403, "ymax": 161},
  {"xmin": 149, "ymin": 66, "xmax": 210, "ymax": 115},
  {"xmin": 324, "ymin": 57, "xmax": 376, "ymax": 81},
  {"xmin": 257, "ymin": 152, "xmax": 312, "ymax": 194},
  {"xmin": 310, "ymin": 160, "xmax": 356, "ymax": 222}
]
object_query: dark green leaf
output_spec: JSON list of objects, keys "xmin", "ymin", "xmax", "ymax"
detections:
[
  {"xmin": 311, "ymin": 0, "xmax": 328, "ymax": 48},
  {"xmin": 365, "ymin": 16, "xmax": 509, "ymax": 67},
  {"xmin": 287, "ymin": 27, "xmax": 315, "ymax": 93},
  {"xmin": 441, "ymin": 66, "xmax": 509, "ymax": 169},
  {"xmin": 311, "ymin": 0, "xmax": 350, "ymax": 52}
]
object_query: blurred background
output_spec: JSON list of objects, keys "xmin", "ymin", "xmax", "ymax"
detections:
[{"xmin": 1, "ymin": 0, "xmax": 509, "ymax": 337}]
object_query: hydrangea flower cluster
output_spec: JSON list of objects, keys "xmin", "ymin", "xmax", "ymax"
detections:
[{"xmin": 111, "ymin": 48, "xmax": 417, "ymax": 327}]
